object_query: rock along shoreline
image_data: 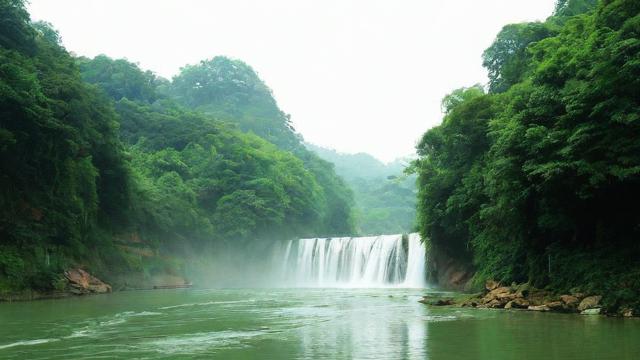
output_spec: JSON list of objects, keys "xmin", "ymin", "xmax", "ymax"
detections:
[
  {"xmin": 0, "ymin": 268, "xmax": 112, "ymax": 302},
  {"xmin": 419, "ymin": 280, "xmax": 636, "ymax": 318}
]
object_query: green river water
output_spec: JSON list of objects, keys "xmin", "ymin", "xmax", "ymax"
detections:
[{"xmin": 0, "ymin": 288, "xmax": 639, "ymax": 359}]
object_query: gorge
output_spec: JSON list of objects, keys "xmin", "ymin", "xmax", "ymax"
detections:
[{"xmin": 1, "ymin": 0, "xmax": 640, "ymax": 358}]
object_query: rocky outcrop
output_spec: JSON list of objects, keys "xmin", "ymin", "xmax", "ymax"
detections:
[
  {"xmin": 458, "ymin": 280, "xmax": 608, "ymax": 315},
  {"xmin": 421, "ymin": 279, "xmax": 637, "ymax": 318},
  {"xmin": 485, "ymin": 280, "xmax": 500, "ymax": 292},
  {"xmin": 505, "ymin": 298, "xmax": 529, "ymax": 309},
  {"xmin": 64, "ymin": 268, "xmax": 112, "ymax": 295},
  {"xmin": 560, "ymin": 295, "xmax": 579, "ymax": 309},
  {"xmin": 577, "ymin": 295, "xmax": 602, "ymax": 312}
]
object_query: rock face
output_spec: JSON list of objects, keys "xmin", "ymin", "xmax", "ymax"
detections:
[
  {"xmin": 546, "ymin": 301, "xmax": 565, "ymax": 311},
  {"xmin": 425, "ymin": 246, "xmax": 474, "ymax": 291},
  {"xmin": 560, "ymin": 295, "xmax": 579, "ymax": 307},
  {"xmin": 485, "ymin": 280, "xmax": 500, "ymax": 291},
  {"xmin": 578, "ymin": 295, "xmax": 602, "ymax": 311},
  {"xmin": 65, "ymin": 268, "xmax": 112, "ymax": 295}
]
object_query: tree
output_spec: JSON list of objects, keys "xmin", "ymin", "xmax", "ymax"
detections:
[{"xmin": 482, "ymin": 22, "xmax": 554, "ymax": 93}]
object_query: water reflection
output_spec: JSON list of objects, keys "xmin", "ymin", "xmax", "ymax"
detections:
[
  {"xmin": 295, "ymin": 293, "xmax": 428, "ymax": 359},
  {"xmin": 423, "ymin": 309, "xmax": 640, "ymax": 360},
  {"xmin": 1, "ymin": 289, "xmax": 639, "ymax": 359}
]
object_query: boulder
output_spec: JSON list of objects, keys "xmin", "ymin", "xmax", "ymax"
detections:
[
  {"xmin": 546, "ymin": 301, "xmax": 565, "ymax": 311},
  {"xmin": 485, "ymin": 280, "xmax": 500, "ymax": 291},
  {"xmin": 504, "ymin": 301, "xmax": 514, "ymax": 309},
  {"xmin": 622, "ymin": 308, "xmax": 634, "ymax": 318},
  {"xmin": 578, "ymin": 295, "xmax": 602, "ymax": 311},
  {"xmin": 485, "ymin": 286, "xmax": 513, "ymax": 301},
  {"xmin": 560, "ymin": 295, "xmax": 579, "ymax": 308},
  {"xmin": 509, "ymin": 297, "xmax": 530, "ymax": 309},
  {"xmin": 486, "ymin": 299, "xmax": 504, "ymax": 309},
  {"xmin": 514, "ymin": 283, "xmax": 531, "ymax": 298},
  {"xmin": 581, "ymin": 308, "xmax": 602, "ymax": 315},
  {"xmin": 64, "ymin": 268, "xmax": 112, "ymax": 295},
  {"xmin": 528, "ymin": 305, "xmax": 551, "ymax": 312}
]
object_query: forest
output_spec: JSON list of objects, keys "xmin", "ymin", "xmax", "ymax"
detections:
[
  {"xmin": 411, "ymin": 0, "xmax": 640, "ymax": 312},
  {"xmin": 1, "ymin": 0, "xmax": 639, "ymax": 315},
  {"xmin": 306, "ymin": 143, "xmax": 417, "ymax": 235},
  {"xmin": 0, "ymin": 0, "xmax": 355, "ymax": 292},
  {"xmin": 1, "ymin": 0, "xmax": 640, "ymax": 358}
]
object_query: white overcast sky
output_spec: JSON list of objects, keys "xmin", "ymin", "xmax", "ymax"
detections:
[{"xmin": 28, "ymin": 0, "xmax": 555, "ymax": 162}]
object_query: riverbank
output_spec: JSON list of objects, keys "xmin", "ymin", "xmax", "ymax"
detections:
[
  {"xmin": 420, "ymin": 280, "xmax": 637, "ymax": 318},
  {"xmin": 0, "ymin": 267, "xmax": 197, "ymax": 302},
  {"xmin": 0, "ymin": 268, "xmax": 112, "ymax": 302}
]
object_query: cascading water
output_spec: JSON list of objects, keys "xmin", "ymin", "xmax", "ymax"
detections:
[
  {"xmin": 403, "ymin": 233, "xmax": 427, "ymax": 288},
  {"xmin": 279, "ymin": 233, "xmax": 427, "ymax": 288}
]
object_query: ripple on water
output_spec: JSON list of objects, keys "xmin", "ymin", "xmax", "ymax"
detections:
[
  {"xmin": 145, "ymin": 330, "xmax": 264, "ymax": 355},
  {"xmin": 67, "ymin": 310, "xmax": 163, "ymax": 338},
  {"xmin": 158, "ymin": 299, "xmax": 256, "ymax": 310},
  {"xmin": 0, "ymin": 338, "xmax": 59, "ymax": 350}
]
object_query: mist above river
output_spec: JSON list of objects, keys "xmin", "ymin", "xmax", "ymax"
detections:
[{"xmin": 185, "ymin": 234, "xmax": 427, "ymax": 289}]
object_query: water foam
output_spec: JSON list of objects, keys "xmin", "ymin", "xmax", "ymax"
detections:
[{"xmin": 0, "ymin": 338, "xmax": 59, "ymax": 350}]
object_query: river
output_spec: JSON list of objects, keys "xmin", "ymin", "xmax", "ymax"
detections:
[
  {"xmin": 2, "ymin": 234, "xmax": 639, "ymax": 359},
  {"xmin": 1, "ymin": 288, "xmax": 639, "ymax": 359}
]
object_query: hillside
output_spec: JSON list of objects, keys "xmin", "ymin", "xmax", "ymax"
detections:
[
  {"xmin": 0, "ymin": 1, "xmax": 355, "ymax": 293},
  {"xmin": 306, "ymin": 144, "xmax": 417, "ymax": 235}
]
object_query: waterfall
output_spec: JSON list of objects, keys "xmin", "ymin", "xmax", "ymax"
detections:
[
  {"xmin": 281, "ymin": 234, "xmax": 427, "ymax": 288},
  {"xmin": 403, "ymin": 233, "xmax": 427, "ymax": 288}
]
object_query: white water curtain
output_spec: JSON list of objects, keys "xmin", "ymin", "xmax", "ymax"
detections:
[{"xmin": 282, "ymin": 234, "xmax": 427, "ymax": 288}]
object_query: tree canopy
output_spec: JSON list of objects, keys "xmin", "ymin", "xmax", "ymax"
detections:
[
  {"xmin": 413, "ymin": 0, "xmax": 640, "ymax": 312},
  {"xmin": 307, "ymin": 143, "xmax": 417, "ymax": 235},
  {"xmin": 0, "ymin": 0, "xmax": 355, "ymax": 292}
]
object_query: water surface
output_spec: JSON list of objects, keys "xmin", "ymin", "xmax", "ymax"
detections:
[{"xmin": 0, "ymin": 288, "xmax": 638, "ymax": 359}]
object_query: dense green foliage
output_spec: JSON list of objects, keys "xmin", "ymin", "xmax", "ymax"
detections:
[
  {"xmin": 0, "ymin": 2, "xmax": 131, "ymax": 291},
  {"xmin": 165, "ymin": 57, "xmax": 355, "ymax": 234},
  {"xmin": 168, "ymin": 57, "xmax": 299, "ymax": 150},
  {"xmin": 0, "ymin": 1, "xmax": 355, "ymax": 292},
  {"xmin": 118, "ymin": 100, "xmax": 328, "ymax": 245},
  {"xmin": 414, "ymin": 0, "xmax": 640, "ymax": 312},
  {"xmin": 306, "ymin": 144, "xmax": 416, "ymax": 235}
]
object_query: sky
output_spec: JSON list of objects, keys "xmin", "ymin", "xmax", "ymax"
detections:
[{"xmin": 28, "ymin": 0, "xmax": 556, "ymax": 163}]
